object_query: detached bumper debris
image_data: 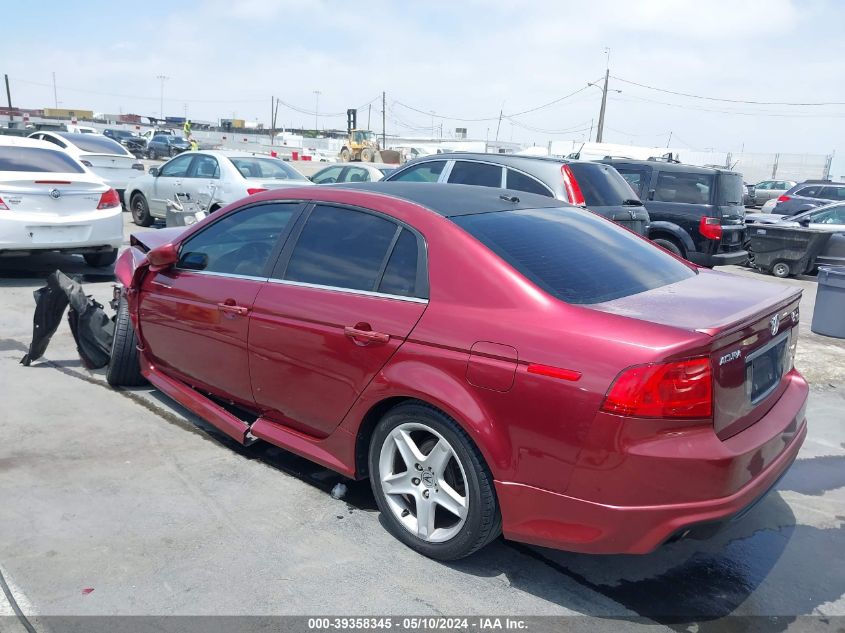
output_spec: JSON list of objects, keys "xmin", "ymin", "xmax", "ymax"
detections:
[{"xmin": 20, "ymin": 270, "xmax": 114, "ymax": 369}]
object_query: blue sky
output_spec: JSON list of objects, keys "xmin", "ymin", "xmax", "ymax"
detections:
[{"xmin": 3, "ymin": 0, "xmax": 844, "ymax": 161}]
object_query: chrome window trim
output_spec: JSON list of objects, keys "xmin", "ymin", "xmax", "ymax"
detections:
[
  {"xmin": 173, "ymin": 269, "xmax": 268, "ymax": 282},
  {"xmin": 267, "ymin": 277, "xmax": 429, "ymax": 304}
]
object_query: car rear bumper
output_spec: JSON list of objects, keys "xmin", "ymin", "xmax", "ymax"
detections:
[
  {"xmin": 0, "ymin": 206, "xmax": 123, "ymax": 254},
  {"xmin": 495, "ymin": 371, "xmax": 808, "ymax": 554},
  {"xmin": 689, "ymin": 249, "xmax": 749, "ymax": 267}
]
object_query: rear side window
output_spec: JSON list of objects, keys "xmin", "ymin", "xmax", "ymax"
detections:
[
  {"xmin": 62, "ymin": 134, "xmax": 127, "ymax": 155},
  {"xmin": 448, "ymin": 161, "xmax": 502, "ymax": 187},
  {"xmin": 716, "ymin": 174, "xmax": 744, "ymax": 205},
  {"xmin": 177, "ymin": 203, "xmax": 297, "ymax": 277},
  {"xmin": 0, "ymin": 147, "xmax": 84, "ymax": 173},
  {"xmin": 453, "ymin": 207, "xmax": 694, "ymax": 304},
  {"xmin": 379, "ymin": 229, "xmax": 419, "ymax": 297},
  {"xmin": 654, "ymin": 172, "xmax": 714, "ymax": 204},
  {"xmin": 615, "ymin": 168, "xmax": 649, "ymax": 197},
  {"xmin": 796, "ymin": 185, "xmax": 824, "ymax": 198},
  {"xmin": 284, "ymin": 205, "xmax": 397, "ymax": 291},
  {"xmin": 506, "ymin": 169, "xmax": 553, "ymax": 197},
  {"xmin": 390, "ymin": 161, "xmax": 445, "ymax": 182},
  {"xmin": 820, "ymin": 186, "xmax": 845, "ymax": 201},
  {"xmin": 567, "ymin": 163, "xmax": 639, "ymax": 206}
]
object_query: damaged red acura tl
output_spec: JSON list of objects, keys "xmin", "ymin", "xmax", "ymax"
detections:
[{"xmin": 110, "ymin": 182, "xmax": 808, "ymax": 560}]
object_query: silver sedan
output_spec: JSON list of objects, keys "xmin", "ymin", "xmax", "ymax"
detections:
[{"xmin": 124, "ymin": 150, "xmax": 313, "ymax": 226}]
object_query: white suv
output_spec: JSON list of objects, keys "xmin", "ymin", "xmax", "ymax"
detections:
[{"xmin": 0, "ymin": 136, "xmax": 123, "ymax": 267}]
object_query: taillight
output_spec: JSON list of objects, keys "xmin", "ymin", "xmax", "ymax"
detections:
[
  {"xmin": 601, "ymin": 357, "xmax": 713, "ymax": 419},
  {"xmin": 699, "ymin": 216, "xmax": 723, "ymax": 240},
  {"xmin": 132, "ymin": 163, "xmax": 145, "ymax": 171},
  {"xmin": 97, "ymin": 188, "xmax": 121, "ymax": 209},
  {"xmin": 561, "ymin": 164, "xmax": 585, "ymax": 206},
  {"xmin": 246, "ymin": 188, "xmax": 267, "ymax": 195},
  {"xmin": 777, "ymin": 195, "xmax": 791, "ymax": 202},
  {"xmin": 80, "ymin": 159, "xmax": 93, "ymax": 167},
  {"xmin": 0, "ymin": 196, "xmax": 8, "ymax": 211}
]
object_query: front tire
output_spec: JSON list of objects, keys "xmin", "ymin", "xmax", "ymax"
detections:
[
  {"xmin": 340, "ymin": 148, "xmax": 351, "ymax": 162},
  {"xmin": 131, "ymin": 193, "xmax": 153, "ymax": 227},
  {"xmin": 368, "ymin": 402, "xmax": 500, "ymax": 560},
  {"xmin": 361, "ymin": 148, "xmax": 373, "ymax": 162},
  {"xmin": 106, "ymin": 295, "xmax": 146, "ymax": 387},
  {"xmin": 83, "ymin": 249, "xmax": 117, "ymax": 268},
  {"xmin": 772, "ymin": 261, "xmax": 791, "ymax": 278},
  {"xmin": 148, "ymin": 148, "xmax": 157, "ymax": 160}
]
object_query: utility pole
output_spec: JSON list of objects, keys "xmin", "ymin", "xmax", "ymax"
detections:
[
  {"xmin": 367, "ymin": 103, "xmax": 371, "ymax": 130},
  {"xmin": 52, "ymin": 72, "xmax": 58, "ymax": 108},
  {"xmin": 270, "ymin": 96, "xmax": 275, "ymax": 142},
  {"xmin": 156, "ymin": 74, "xmax": 168, "ymax": 122},
  {"xmin": 381, "ymin": 91, "xmax": 386, "ymax": 148},
  {"xmin": 495, "ymin": 109, "xmax": 503, "ymax": 141},
  {"xmin": 4, "ymin": 74, "xmax": 12, "ymax": 123},
  {"xmin": 595, "ymin": 47, "xmax": 610, "ymax": 143},
  {"xmin": 313, "ymin": 90, "xmax": 321, "ymax": 136}
]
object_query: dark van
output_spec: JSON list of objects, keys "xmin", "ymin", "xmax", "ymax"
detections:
[{"xmin": 601, "ymin": 159, "xmax": 748, "ymax": 267}]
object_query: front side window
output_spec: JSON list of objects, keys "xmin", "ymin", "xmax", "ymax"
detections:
[
  {"xmin": 312, "ymin": 166, "xmax": 343, "ymax": 184},
  {"xmin": 453, "ymin": 207, "xmax": 695, "ymax": 305},
  {"xmin": 390, "ymin": 161, "xmax": 446, "ymax": 183},
  {"xmin": 283, "ymin": 205, "xmax": 398, "ymax": 291},
  {"xmin": 189, "ymin": 155, "xmax": 220, "ymax": 179},
  {"xmin": 808, "ymin": 207, "xmax": 845, "ymax": 224},
  {"xmin": 654, "ymin": 172, "xmax": 714, "ymax": 204},
  {"xmin": 177, "ymin": 203, "xmax": 297, "ymax": 277},
  {"xmin": 506, "ymin": 169, "xmax": 553, "ymax": 197},
  {"xmin": 447, "ymin": 161, "xmax": 502, "ymax": 188},
  {"xmin": 820, "ymin": 186, "xmax": 845, "ymax": 201},
  {"xmin": 159, "ymin": 155, "xmax": 193, "ymax": 178},
  {"xmin": 756, "ymin": 181, "xmax": 772, "ymax": 190}
]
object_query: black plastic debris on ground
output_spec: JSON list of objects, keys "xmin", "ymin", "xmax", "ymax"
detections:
[{"xmin": 20, "ymin": 269, "xmax": 114, "ymax": 369}]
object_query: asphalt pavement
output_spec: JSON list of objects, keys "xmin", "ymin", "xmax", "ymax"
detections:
[{"xmin": 0, "ymin": 214, "xmax": 843, "ymax": 632}]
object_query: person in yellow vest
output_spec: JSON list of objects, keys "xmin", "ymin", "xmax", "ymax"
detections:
[
  {"xmin": 188, "ymin": 135, "xmax": 198, "ymax": 151},
  {"xmin": 183, "ymin": 119, "xmax": 192, "ymax": 138}
]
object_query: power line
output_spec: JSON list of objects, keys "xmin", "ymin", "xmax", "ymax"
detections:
[
  {"xmin": 608, "ymin": 93, "xmax": 845, "ymax": 118},
  {"xmin": 611, "ymin": 75, "xmax": 845, "ymax": 107}
]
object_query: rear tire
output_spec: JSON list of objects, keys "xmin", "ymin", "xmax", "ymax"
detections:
[
  {"xmin": 771, "ymin": 261, "xmax": 791, "ymax": 278},
  {"xmin": 131, "ymin": 193, "xmax": 153, "ymax": 227},
  {"xmin": 653, "ymin": 237, "xmax": 683, "ymax": 257},
  {"xmin": 148, "ymin": 148, "xmax": 157, "ymax": 160},
  {"xmin": 106, "ymin": 295, "xmax": 146, "ymax": 387},
  {"xmin": 83, "ymin": 249, "xmax": 117, "ymax": 268},
  {"xmin": 368, "ymin": 402, "xmax": 500, "ymax": 560}
]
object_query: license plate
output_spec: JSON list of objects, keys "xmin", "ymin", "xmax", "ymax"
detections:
[
  {"xmin": 746, "ymin": 332, "xmax": 788, "ymax": 403},
  {"xmin": 29, "ymin": 225, "xmax": 88, "ymax": 244}
]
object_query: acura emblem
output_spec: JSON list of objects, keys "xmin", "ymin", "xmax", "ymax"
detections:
[
  {"xmin": 770, "ymin": 314, "xmax": 780, "ymax": 336},
  {"xmin": 49, "ymin": 188, "xmax": 61, "ymax": 199}
]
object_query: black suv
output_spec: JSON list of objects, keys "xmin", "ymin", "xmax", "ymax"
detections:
[
  {"xmin": 771, "ymin": 180, "xmax": 845, "ymax": 216},
  {"xmin": 384, "ymin": 153, "xmax": 650, "ymax": 235},
  {"xmin": 601, "ymin": 159, "xmax": 747, "ymax": 267}
]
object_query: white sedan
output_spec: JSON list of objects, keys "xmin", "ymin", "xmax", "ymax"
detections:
[
  {"xmin": 27, "ymin": 131, "xmax": 144, "ymax": 197},
  {"xmin": 124, "ymin": 150, "xmax": 313, "ymax": 226},
  {"xmin": 310, "ymin": 162, "xmax": 398, "ymax": 184},
  {"xmin": 0, "ymin": 136, "xmax": 123, "ymax": 267}
]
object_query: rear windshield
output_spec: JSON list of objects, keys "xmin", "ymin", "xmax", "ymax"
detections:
[
  {"xmin": 716, "ymin": 173, "xmax": 744, "ymax": 205},
  {"xmin": 453, "ymin": 207, "xmax": 694, "ymax": 304},
  {"xmin": 61, "ymin": 133, "xmax": 127, "ymax": 155},
  {"xmin": 567, "ymin": 162, "xmax": 639, "ymax": 206},
  {"xmin": 0, "ymin": 147, "xmax": 85, "ymax": 173},
  {"xmin": 229, "ymin": 157, "xmax": 308, "ymax": 181}
]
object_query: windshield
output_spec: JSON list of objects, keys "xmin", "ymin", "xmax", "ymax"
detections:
[
  {"xmin": 0, "ymin": 147, "xmax": 85, "ymax": 172},
  {"xmin": 229, "ymin": 157, "xmax": 308, "ymax": 181},
  {"xmin": 60, "ymin": 133, "xmax": 128, "ymax": 155},
  {"xmin": 566, "ymin": 162, "xmax": 640, "ymax": 206},
  {"xmin": 452, "ymin": 207, "xmax": 694, "ymax": 304}
]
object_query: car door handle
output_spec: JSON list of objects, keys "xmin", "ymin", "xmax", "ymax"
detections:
[
  {"xmin": 344, "ymin": 325, "xmax": 389, "ymax": 345},
  {"xmin": 217, "ymin": 301, "xmax": 249, "ymax": 316}
]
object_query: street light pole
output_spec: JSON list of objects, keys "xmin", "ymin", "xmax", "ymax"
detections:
[
  {"xmin": 595, "ymin": 48, "xmax": 610, "ymax": 143},
  {"xmin": 156, "ymin": 75, "xmax": 169, "ymax": 122},
  {"xmin": 313, "ymin": 90, "xmax": 321, "ymax": 136}
]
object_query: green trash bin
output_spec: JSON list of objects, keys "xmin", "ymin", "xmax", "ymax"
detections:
[{"xmin": 811, "ymin": 266, "xmax": 845, "ymax": 338}]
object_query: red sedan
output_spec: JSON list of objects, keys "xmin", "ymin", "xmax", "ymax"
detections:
[{"xmin": 110, "ymin": 183, "xmax": 808, "ymax": 560}]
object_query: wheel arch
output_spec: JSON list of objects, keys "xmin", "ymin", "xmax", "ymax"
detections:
[
  {"xmin": 647, "ymin": 221, "xmax": 695, "ymax": 255},
  {"xmin": 345, "ymin": 360, "xmax": 513, "ymax": 481}
]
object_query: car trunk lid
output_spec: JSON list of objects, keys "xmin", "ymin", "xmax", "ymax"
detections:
[
  {"xmin": 591, "ymin": 270, "xmax": 801, "ymax": 438},
  {"xmin": 0, "ymin": 177, "xmax": 106, "ymax": 215}
]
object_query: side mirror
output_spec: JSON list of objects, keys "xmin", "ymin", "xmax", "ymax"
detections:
[
  {"xmin": 147, "ymin": 243, "xmax": 179, "ymax": 270},
  {"xmin": 799, "ymin": 218, "xmax": 811, "ymax": 227},
  {"xmin": 149, "ymin": 167, "xmax": 160, "ymax": 177},
  {"xmin": 648, "ymin": 189, "xmax": 656, "ymax": 201}
]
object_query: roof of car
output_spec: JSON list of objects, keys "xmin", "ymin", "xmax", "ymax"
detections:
[
  {"xmin": 330, "ymin": 182, "xmax": 569, "ymax": 217},
  {"xmin": 404, "ymin": 152, "xmax": 578, "ymax": 167},
  {"xmin": 0, "ymin": 135, "xmax": 61, "ymax": 149},
  {"xmin": 601, "ymin": 158, "xmax": 738, "ymax": 176}
]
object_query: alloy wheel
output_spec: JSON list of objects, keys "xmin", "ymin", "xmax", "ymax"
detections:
[{"xmin": 378, "ymin": 422, "xmax": 469, "ymax": 543}]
